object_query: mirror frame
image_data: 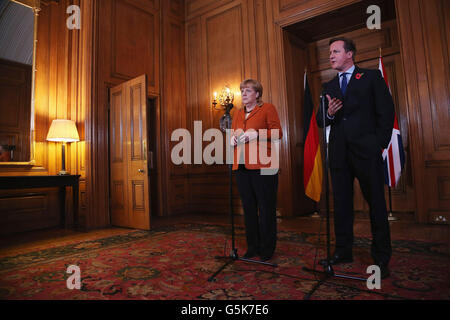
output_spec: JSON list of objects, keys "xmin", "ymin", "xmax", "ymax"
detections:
[{"xmin": 0, "ymin": 0, "xmax": 40, "ymax": 166}]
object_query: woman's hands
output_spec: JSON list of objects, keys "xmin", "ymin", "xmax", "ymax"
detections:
[{"xmin": 230, "ymin": 129, "xmax": 258, "ymax": 146}]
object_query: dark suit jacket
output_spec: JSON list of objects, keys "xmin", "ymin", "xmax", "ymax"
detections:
[{"xmin": 316, "ymin": 66, "xmax": 394, "ymax": 168}]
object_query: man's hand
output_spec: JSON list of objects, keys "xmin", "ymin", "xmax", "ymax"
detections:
[{"xmin": 326, "ymin": 94, "xmax": 343, "ymax": 117}]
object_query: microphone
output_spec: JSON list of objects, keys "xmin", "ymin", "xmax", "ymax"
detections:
[
  {"xmin": 320, "ymin": 83, "xmax": 327, "ymax": 100},
  {"xmin": 319, "ymin": 85, "xmax": 327, "ymax": 130}
]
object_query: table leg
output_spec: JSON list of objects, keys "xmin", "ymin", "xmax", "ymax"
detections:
[
  {"xmin": 61, "ymin": 186, "xmax": 66, "ymax": 228},
  {"xmin": 73, "ymin": 182, "xmax": 79, "ymax": 229}
]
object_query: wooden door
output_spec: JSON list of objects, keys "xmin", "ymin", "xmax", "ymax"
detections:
[{"xmin": 109, "ymin": 75, "xmax": 150, "ymax": 229}]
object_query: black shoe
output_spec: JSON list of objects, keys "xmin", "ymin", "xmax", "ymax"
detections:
[
  {"xmin": 376, "ymin": 262, "xmax": 390, "ymax": 279},
  {"xmin": 318, "ymin": 251, "xmax": 353, "ymax": 266},
  {"xmin": 242, "ymin": 251, "xmax": 258, "ymax": 259}
]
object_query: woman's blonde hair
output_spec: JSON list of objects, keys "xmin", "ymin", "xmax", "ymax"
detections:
[{"xmin": 240, "ymin": 79, "xmax": 263, "ymax": 105}]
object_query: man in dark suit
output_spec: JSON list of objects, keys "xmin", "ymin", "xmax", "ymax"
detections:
[{"xmin": 316, "ymin": 37, "xmax": 394, "ymax": 278}]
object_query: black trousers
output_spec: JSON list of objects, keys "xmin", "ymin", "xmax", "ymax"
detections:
[
  {"xmin": 235, "ymin": 165, "xmax": 279, "ymax": 258},
  {"xmin": 330, "ymin": 152, "xmax": 392, "ymax": 265}
]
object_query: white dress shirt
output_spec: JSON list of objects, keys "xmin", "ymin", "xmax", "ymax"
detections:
[
  {"xmin": 327, "ymin": 65, "xmax": 355, "ymax": 120},
  {"xmin": 338, "ymin": 65, "xmax": 355, "ymax": 89}
]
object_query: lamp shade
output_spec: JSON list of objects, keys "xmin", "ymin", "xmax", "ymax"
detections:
[{"xmin": 46, "ymin": 119, "xmax": 80, "ymax": 142}]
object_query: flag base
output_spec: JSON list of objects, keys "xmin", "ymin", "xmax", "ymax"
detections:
[
  {"xmin": 388, "ymin": 212, "xmax": 398, "ymax": 221},
  {"xmin": 310, "ymin": 211, "xmax": 320, "ymax": 218}
]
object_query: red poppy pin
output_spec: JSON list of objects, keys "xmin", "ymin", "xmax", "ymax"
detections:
[{"xmin": 355, "ymin": 73, "xmax": 364, "ymax": 79}]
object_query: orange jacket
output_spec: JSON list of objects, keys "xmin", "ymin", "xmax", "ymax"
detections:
[{"xmin": 231, "ymin": 103, "xmax": 282, "ymax": 170}]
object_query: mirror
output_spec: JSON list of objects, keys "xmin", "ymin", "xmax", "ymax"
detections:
[{"xmin": 0, "ymin": 0, "xmax": 39, "ymax": 164}]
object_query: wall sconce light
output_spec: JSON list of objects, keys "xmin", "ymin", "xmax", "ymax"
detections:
[
  {"xmin": 212, "ymin": 86, "xmax": 234, "ymax": 132},
  {"xmin": 46, "ymin": 119, "xmax": 80, "ymax": 175}
]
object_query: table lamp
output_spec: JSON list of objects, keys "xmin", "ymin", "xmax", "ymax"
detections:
[{"xmin": 46, "ymin": 119, "xmax": 80, "ymax": 175}]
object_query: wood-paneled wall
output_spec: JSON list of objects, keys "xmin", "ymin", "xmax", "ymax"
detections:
[
  {"xmin": 0, "ymin": 0, "xmax": 188, "ymax": 232},
  {"xmin": 184, "ymin": 0, "xmax": 450, "ymax": 223},
  {"xmin": 0, "ymin": 0, "xmax": 78, "ymax": 234},
  {"xmin": 395, "ymin": 0, "xmax": 450, "ymax": 223},
  {"xmin": 91, "ymin": 0, "xmax": 187, "ymax": 224},
  {"xmin": 0, "ymin": 59, "xmax": 31, "ymax": 162},
  {"xmin": 161, "ymin": 0, "xmax": 188, "ymax": 215},
  {"xmin": 94, "ymin": 0, "xmax": 161, "ymax": 227},
  {"xmin": 185, "ymin": 0, "xmax": 295, "ymax": 217},
  {"xmin": 1, "ymin": 0, "xmax": 448, "ymax": 235}
]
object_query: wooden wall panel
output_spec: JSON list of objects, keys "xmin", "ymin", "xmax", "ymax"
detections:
[
  {"xmin": 186, "ymin": 20, "xmax": 202, "ymax": 125},
  {"xmin": 111, "ymin": 0, "xmax": 158, "ymax": 88},
  {"xmin": 123, "ymin": 0, "xmax": 159, "ymax": 11},
  {"xmin": 184, "ymin": 1, "xmax": 257, "ymax": 216},
  {"xmin": 184, "ymin": 0, "xmax": 298, "ymax": 217},
  {"xmin": 161, "ymin": 1, "xmax": 188, "ymax": 215},
  {"xmin": 188, "ymin": 172, "xmax": 243, "ymax": 215},
  {"xmin": 99, "ymin": 0, "xmax": 159, "ymax": 91},
  {"xmin": 282, "ymin": 31, "xmax": 314, "ymax": 216},
  {"xmin": 1, "ymin": 0, "xmax": 447, "ymax": 235},
  {"xmin": 252, "ymin": 0, "xmax": 272, "ymax": 103},
  {"xmin": 184, "ymin": 0, "xmax": 434, "ymax": 221},
  {"xmin": 94, "ymin": 0, "xmax": 161, "ymax": 226},
  {"xmin": 0, "ymin": 60, "xmax": 31, "ymax": 162},
  {"xmin": 0, "ymin": 188, "xmax": 60, "ymax": 235},
  {"xmin": 0, "ymin": 0, "xmax": 84, "ymax": 235},
  {"xmin": 308, "ymin": 20, "xmax": 399, "ymax": 72},
  {"xmin": 169, "ymin": 0, "xmax": 184, "ymax": 18},
  {"xmin": 186, "ymin": 0, "xmax": 233, "ymax": 20},
  {"xmin": 204, "ymin": 4, "xmax": 245, "ymax": 129},
  {"xmin": 33, "ymin": 0, "xmax": 72, "ymax": 175},
  {"xmin": 396, "ymin": 0, "xmax": 450, "ymax": 223},
  {"xmin": 88, "ymin": 0, "xmax": 188, "ymax": 222},
  {"xmin": 274, "ymin": 0, "xmax": 359, "ymax": 26},
  {"xmin": 418, "ymin": 0, "xmax": 450, "ymax": 157}
]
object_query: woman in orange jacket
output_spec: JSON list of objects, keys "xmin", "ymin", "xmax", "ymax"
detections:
[{"xmin": 231, "ymin": 79, "xmax": 282, "ymax": 261}]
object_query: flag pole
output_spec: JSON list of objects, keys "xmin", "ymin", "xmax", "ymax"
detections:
[
  {"xmin": 380, "ymin": 47, "xmax": 399, "ymax": 222},
  {"xmin": 387, "ymin": 186, "xmax": 398, "ymax": 221},
  {"xmin": 311, "ymin": 201, "xmax": 320, "ymax": 218}
]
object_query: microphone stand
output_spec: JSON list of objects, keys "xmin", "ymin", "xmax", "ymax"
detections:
[
  {"xmin": 302, "ymin": 93, "xmax": 366, "ymax": 299},
  {"xmin": 208, "ymin": 103, "xmax": 277, "ymax": 282}
]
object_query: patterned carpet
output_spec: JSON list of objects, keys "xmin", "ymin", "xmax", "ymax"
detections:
[{"xmin": 0, "ymin": 223, "xmax": 449, "ymax": 300}]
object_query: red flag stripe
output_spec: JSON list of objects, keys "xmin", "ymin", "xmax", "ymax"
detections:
[
  {"xmin": 303, "ymin": 113, "xmax": 320, "ymax": 187},
  {"xmin": 388, "ymin": 146, "xmax": 396, "ymax": 186}
]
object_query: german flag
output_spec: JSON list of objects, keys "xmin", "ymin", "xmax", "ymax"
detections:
[{"xmin": 303, "ymin": 72, "xmax": 323, "ymax": 202}]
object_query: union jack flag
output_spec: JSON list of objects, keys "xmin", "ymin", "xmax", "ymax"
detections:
[{"xmin": 379, "ymin": 56, "xmax": 405, "ymax": 187}]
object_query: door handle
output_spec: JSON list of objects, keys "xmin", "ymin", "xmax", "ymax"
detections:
[{"xmin": 138, "ymin": 169, "xmax": 145, "ymax": 173}]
